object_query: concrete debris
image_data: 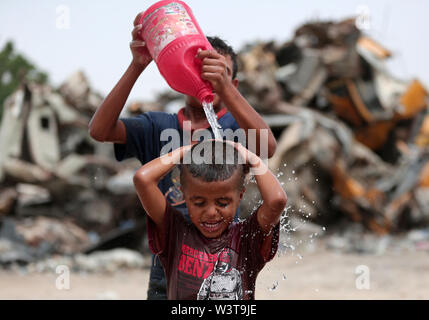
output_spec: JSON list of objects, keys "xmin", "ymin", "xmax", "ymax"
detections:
[
  {"xmin": 106, "ymin": 169, "xmax": 136, "ymax": 195},
  {"xmin": 16, "ymin": 183, "xmax": 51, "ymax": 207},
  {"xmin": 73, "ymin": 248, "xmax": 144, "ymax": 273},
  {"xmin": 0, "ymin": 71, "xmax": 145, "ymax": 267},
  {"xmin": 0, "ymin": 238, "xmax": 41, "ymax": 265},
  {"xmin": 27, "ymin": 248, "xmax": 144, "ymax": 274},
  {"xmin": 1, "ymin": 17, "xmax": 429, "ymax": 268},
  {"xmin": 0, "ymin": 218, "xmax": 55, "ymax": 265},
  {"xmin": 58, "ymin": 71, "xmax": 104, "ymax": 115},
  {"xmin": 96, "ymin": 290, "xmax": 120, "ymax": 300},
  {"xmin": 0, "ymin": 188, "xmax": 17, "ymax": 216},
  {"xmin": 234, "ymin": 18, "xmax": 429, "ymax": 235},
  {"xmin": 14, "ymin": 216, "xmax": 90, "ymax": 254}
]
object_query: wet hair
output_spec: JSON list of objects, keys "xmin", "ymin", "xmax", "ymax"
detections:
[
  {"xmin": 180, "ymin": 140, "xmax": 248, "ymax": 191},
  {"xmin": 207, "ymin": 36, "xmax": 238, "ymax": 79}
]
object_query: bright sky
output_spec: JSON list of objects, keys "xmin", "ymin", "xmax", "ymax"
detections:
[{"xmin": 1, "ymin": 0, "xmax": 428, "ymax": 103}]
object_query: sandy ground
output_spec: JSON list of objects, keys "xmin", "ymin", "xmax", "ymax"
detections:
[{"xmin": 1, "ymin": 244, "xmax": 429, "ymax": 300}]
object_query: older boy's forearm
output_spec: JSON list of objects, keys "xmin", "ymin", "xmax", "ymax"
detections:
[
  {"xmin": 220, "ymin": 85, "xmax": 277, "ymax": 158},
  {"xmin": 88, "ymin": 62, "xmax": 145, "ymax": 141}
]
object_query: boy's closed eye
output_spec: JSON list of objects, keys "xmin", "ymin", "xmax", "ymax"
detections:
[
  {"xmin": 194, "ymin": 201, "xmax": 205, "ymax": 207},
  {"xmin": 190, "ymin": 197, "xmax": 231, "ymax": 208},
  {"xmin": 216, "ymin": 199, "xmax": 231, "ymax": 207},
  {"xmin": 190, "ymin": 197, "xmax": 206, "ymax": 207}
]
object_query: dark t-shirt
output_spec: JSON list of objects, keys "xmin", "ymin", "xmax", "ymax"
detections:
[
  {"xmin": 147, "ymin": 201, "xmax": 280, "ymax": 300},
  {"xmin": 114, "ymin": 109, "xmax": 241, "ymax": 215}
]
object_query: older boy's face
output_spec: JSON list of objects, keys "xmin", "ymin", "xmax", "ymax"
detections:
[{"xmin": 181, "ymin": 170, "xmax": 244, "ymax": 238}]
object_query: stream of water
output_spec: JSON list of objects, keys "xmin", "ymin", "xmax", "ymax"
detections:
[{"xmin": 202, "ymin": 101, "xmax": 222, "ymax": 140}]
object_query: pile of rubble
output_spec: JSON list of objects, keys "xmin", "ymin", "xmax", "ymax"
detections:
[
  {"xmin": 126, "ymin": 19, "xmax": 429, "ymax": 236},
  {"xmin": 0, "ymin": 72, "xmax": 146, "ymax": 269},
  {"xmin": 237, "ymin": 18, "xmax": 429, "ymax": 235},
  {"xmin": 1, "ymin": 17, "xmax": 428, "ymax": 269}
]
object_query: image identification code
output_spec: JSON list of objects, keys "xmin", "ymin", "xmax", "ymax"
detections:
[{"xmin": 171, "ymin": 303, "xmax": 257, "ymax": 317}]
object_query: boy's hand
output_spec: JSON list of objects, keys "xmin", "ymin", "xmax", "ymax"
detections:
[
  {"xmin": 197, "ymin": 49, "xmax": 233, "ymax": 95},
  {"xmin": 235, "ymin": 142, "xmax": 261, "ymax": 168},
  {"xmin": 224, "ymin": 140, "xmax": 263, "ymax": 171},
  {"xmin": 130, "ymin": 13, "xmax": 152, "ymax": 69}
]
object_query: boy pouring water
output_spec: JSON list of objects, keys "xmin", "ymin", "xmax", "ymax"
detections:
[{"xmin": 89, "ymin": 11, "xmax": 277, "ymax": 299}]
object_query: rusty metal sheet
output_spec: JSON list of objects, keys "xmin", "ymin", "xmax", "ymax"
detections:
[
  {"xmin": 357, "ymin": 36, "xmax": 392, "ymax": 60},
  {"xmin": 354, "ymin": 120, "xmax": 396, "ymax": 151},
  {"xmin": 399, "ymin": 79, "xmax": 428, "ymax": 119}
]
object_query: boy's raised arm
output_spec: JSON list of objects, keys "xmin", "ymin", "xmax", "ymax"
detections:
[
  {"xmin": 221, "ymin": 86, "xmax": 277, "ymax": 159},
  {"xmin": 88, "ymin": 61, "xmax": 144, "ymax": 143},
  {"xmin": 197, "ymin": 50, "xmax": 277, "ymax": 158},
  {"xmin": 89, "ymin": 13, "xmax": 152, "ymax": 144},
  {"xmin": 237, "ymin": 144, "xmax": 287, "ymax": 260},
  {"xmin": 133, "ymin": 145, "xmax": 192, "ymax": 228},
  {"xmin": 234, "ymin": 142, "xmax": 287, "ymax": 236}
]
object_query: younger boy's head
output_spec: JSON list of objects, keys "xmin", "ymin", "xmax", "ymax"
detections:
[
  {"xmin": 186, "ymin": 36, "xmax": 238, "ymax": 109},
  {"xmin": 180, "ymin": 140, "xmax": 247, "ymax": 238}
]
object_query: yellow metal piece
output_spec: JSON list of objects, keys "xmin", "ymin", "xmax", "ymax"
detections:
[
  {"xmin": 357, "ymin": 36, "xmax": 392, "ymax": 59},
  {"xmin": 399, "ymin": 79, "xmax": 427, "ymax": 119}
]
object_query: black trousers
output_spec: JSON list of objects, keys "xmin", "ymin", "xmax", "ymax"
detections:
[{"xmin": 147, "ymin": 254, "xmax": 167, "ymax": 300}]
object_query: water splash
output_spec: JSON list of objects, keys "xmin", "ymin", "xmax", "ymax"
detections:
[
  {"xmin": 202, "ymin": 101, "xmax": 222, "ymax": 140},
  {"xmin": 265, "ymin": 165, "xmax": 330, "ymax": 295},
  {"xmin": 268, "ymin": 281, "xmax": 279, "ymax": 291}
]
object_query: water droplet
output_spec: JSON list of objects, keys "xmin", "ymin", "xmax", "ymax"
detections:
[{"xmin": 269, "ymin": 281, "xmax": 279, "ymax": 291}]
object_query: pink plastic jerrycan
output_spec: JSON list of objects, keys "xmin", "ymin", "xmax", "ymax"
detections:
[{"xmin": 139, "ymin": 0, "xmax": 214, "ymax": 104}]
